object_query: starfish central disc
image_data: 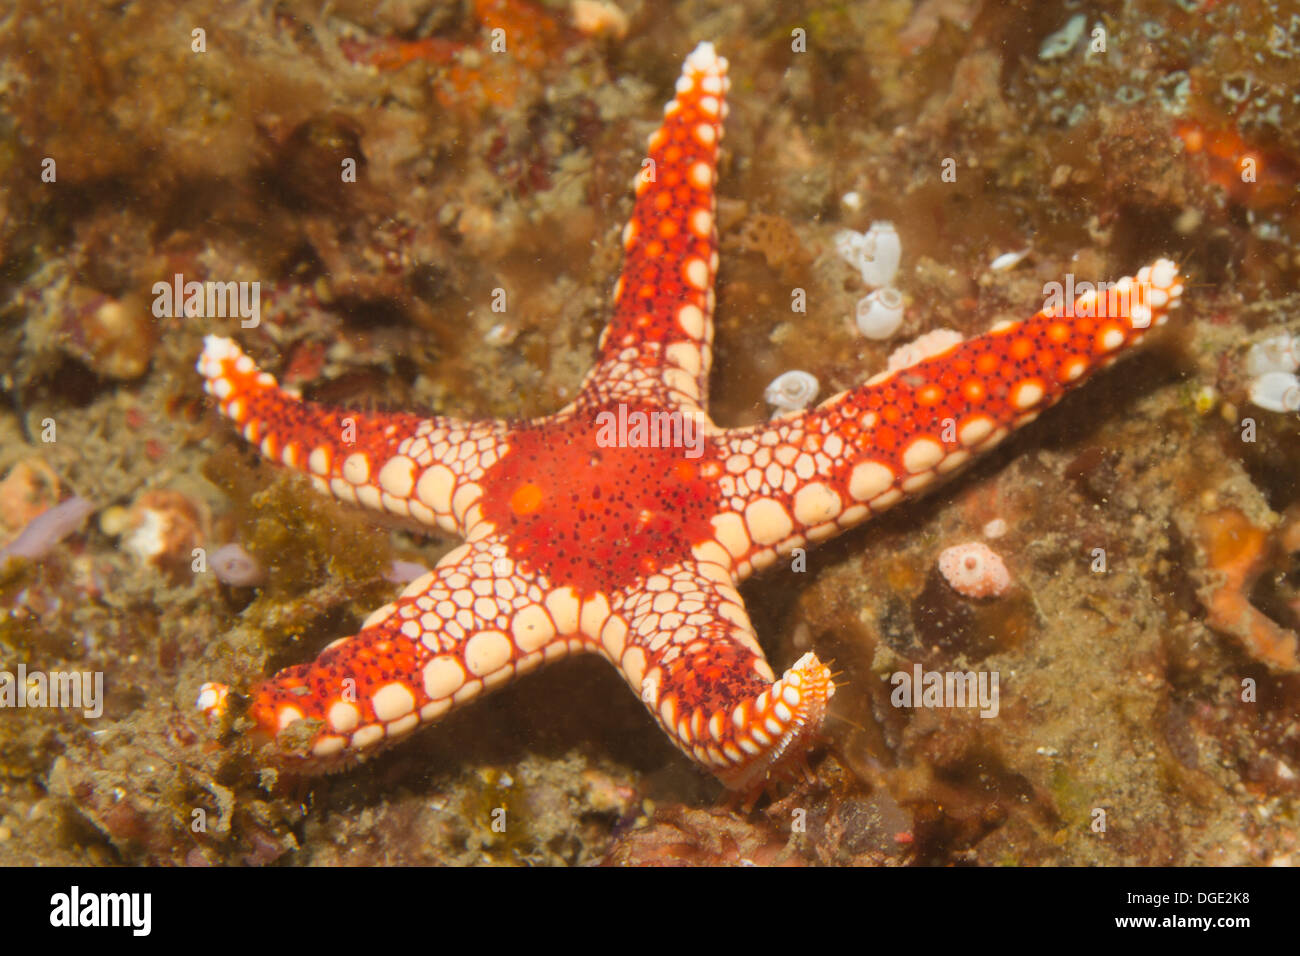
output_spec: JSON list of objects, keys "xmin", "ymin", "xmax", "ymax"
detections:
[{"xmin": 479, "ymin": 403, "xmax": 722, "ymax": 595}]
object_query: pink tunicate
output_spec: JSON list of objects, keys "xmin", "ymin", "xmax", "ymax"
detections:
[
  {"xmin": 0, "ymin": 496, "xmax": 95, "ymax": 562},
  {"xmin": 938, "ymin": 542, "xmax": 1010, "ymax": 599},
  {"xmin": 210, "ymin": 543, "xmax": 265, "ymax": 586}
]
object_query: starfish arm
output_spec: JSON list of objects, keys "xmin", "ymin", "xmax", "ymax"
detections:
[
  {"xmin": 243, "ymin": 532, "xmax": 589, "ymax": 767},
  {"xmin": 714, "ymin": 261, "xmax": 1185, "ymax": 575},
  {"xmin": 197, "ymin": 335, "xmax": 510, "ymax": 536},
  {"xmin": 576, "ymin": 42, "xmax": 728, "ymax": 413},
  {"xmin": 605, "ymin": 556, "xmax": 835, "ymax": 792}
]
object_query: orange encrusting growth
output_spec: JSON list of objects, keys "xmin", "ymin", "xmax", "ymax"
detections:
[
  {"xmin": 1196, "ymin": 509, "xmax": 1300, "ymax": 672},
  {"xmin": 1176, "ymin": 118, "xmax": 1299, "ymax": 210},
  {"xmin": 339, "ymin": 0, "xmax": 571, "ymax": 110},
  {"xmin": 198, "ymin": 42, "xmax": 1185, "ymax": 796}
]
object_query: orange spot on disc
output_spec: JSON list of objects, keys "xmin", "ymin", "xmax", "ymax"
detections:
[{"xmin": 510, "ymin": 482, "xmax": 544, "ymax": 516}]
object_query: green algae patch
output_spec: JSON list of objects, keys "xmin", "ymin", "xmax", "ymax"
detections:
[{"xmin": 202, "ymin": 457, "xmax": 395, "ymax": 658}]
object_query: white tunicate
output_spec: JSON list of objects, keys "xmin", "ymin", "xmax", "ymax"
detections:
[
  {"xmin": 859, "ymin": 221, "xmax": 901, "ymax": 287},
  {"xmin": 1245, "ymin": 335, "xmax": 1299, "ymax": 378},
  {"xmin": 989, "ymin": 249, "xmax": 1030, "ymax": 271},
  {"xmin": 833, "ymin": 221, "xmax": 901, "ymax": 288},
  {"xmin": 1040, "ymin": 14, "xmax": 1086, "ymax": 60},
  {"xmin": 855, "ymin": 287, "xmax": 905, "ymax": 340},
  {"xmin": 1249, "ymin": 371, "xmax": 1300, "ymax": 413},
  {"xmin": 983, "ymin": 518, "xmax": 1008, "ymax": 540},
  {"xmin": 764, "ymin": 370, "xmax": 820, "ymax": 413},
  {"xmin": 833, "ymin": 229, "xmax": 868, "ymax": 267}
]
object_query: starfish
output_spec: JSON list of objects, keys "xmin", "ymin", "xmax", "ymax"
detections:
[{"xmin": 196, "ymin": 43, "xmax": 1184, "ymax": 794}]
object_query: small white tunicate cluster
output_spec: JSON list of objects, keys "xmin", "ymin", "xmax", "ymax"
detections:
[
  {"xmin": 764, "ymin": 369, "xmax": 820, "ymax": 413},
  {"xmin": 835, "ymin": 221, "xmax": 906, "ymax": 339},
  {"xmin": 1246, "ymin": 334, "xmax": 1299, "ymax": 377},
  {"xmin": 835, "ymin": 221, "xmax": 901, "ymax": 288},
  {"xmin": 1246, "ymin": 334, "xmax": 1300, "ymax": 413}
]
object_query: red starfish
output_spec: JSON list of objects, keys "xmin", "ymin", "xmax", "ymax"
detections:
[{"xmin": 197, "ymin": 43, "xmax": 1184, "ymax": 794}]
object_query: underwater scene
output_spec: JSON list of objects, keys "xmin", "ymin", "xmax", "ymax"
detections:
[{"xmin": 1, "ymin": 0, "xmax": 1298, "ymax": 872}]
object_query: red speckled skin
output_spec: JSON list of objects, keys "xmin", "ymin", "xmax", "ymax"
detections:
[
  {"xmin": 476, "ymin": 409, "xmax": 724, "ymax": 591},
  {"xmin": 197, "ymin": 43, "xmax": 1183, "ymax": 795}
]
